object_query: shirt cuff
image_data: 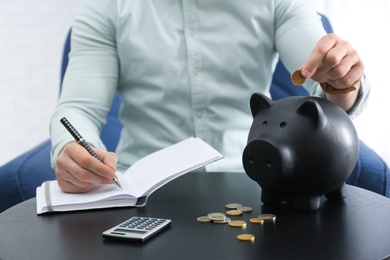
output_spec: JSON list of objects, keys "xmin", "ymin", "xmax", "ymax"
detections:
[{"xmin": 313, "ymin": 74, "xmax": 370, "ymax": 119}]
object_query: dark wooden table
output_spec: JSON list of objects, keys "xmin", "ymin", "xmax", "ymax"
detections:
[{"xmin": 1, "ymin": 172, "xmax": 390, "ymax": 260}]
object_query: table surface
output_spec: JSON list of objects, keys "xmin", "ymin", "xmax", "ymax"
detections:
[{"xmin": 1, "ymin": 172, "xmax": 390, "ymax": 260}]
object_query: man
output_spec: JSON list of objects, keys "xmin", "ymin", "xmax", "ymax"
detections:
[{"xmin": 50, "ymin": 0, "xmax": 369, "ymax": 193}]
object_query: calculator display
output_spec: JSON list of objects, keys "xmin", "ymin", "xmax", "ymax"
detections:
[{"xmin": 114, "ymin": 228, "xmax": 147, "ymax": 234}]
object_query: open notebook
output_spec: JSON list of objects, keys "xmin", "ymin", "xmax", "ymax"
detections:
[{"xmin": 36, "ymin": 137, "xmax": 223, "ymax": 214}]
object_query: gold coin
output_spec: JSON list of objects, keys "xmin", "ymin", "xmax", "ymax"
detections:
[
  {"xmin": 259, "ymin": 213, "xmax": 276, "ymax": 222},
  {"xmin": 197, "ymin": 216, "xmax": 211, "ymax": 223},
  {"xmin": 237, "ymin": 206, "xmax": 253, "ymax": 213},
  {"xmin": 228, "ymin": 220, "xmax": 247, "ymax": 228},
  {"xmin": 237, "ymin": 234, "xmax": 255, "ymax": 242},
  {"xmin": 291, "ymin": 69, "xmax": 306, "ymax": 86},
  {"xmin": 226, "ymin": 209, "xmax": 243, "ymax": 216},
  {"xmin": 225, "ymin": 203, "xmax": 243, "ymax": 210},
  {"xmin": 249, "ymin": 217, "xmax": 264, "ymax": 224}
]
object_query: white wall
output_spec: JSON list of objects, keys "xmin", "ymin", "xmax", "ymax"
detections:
[
  {"xmin": 0, "ymin": 0, "xmax": 389, "ymax": 167},
  {"xmin": 0, "ymin": 0, "xmax": 83, "ymax": 165}
]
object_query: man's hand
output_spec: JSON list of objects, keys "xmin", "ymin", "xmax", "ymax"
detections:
[
  {"xmin": 300, "ymin": 33, "xmax": 364, "ymax": 112},
  {"xmin": 55, "ymin": 141, "xmax": 118, "ymax": 193}
]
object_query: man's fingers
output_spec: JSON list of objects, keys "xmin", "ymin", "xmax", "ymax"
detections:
[
  {"xmin": 301, "ymin": 34, "xmax": 339, "ymax": 78},
  {"xmin": 55, "ymin": 142, "xmax": 117, "ymax": 193},
  {"xmin": 66, "ymin": 144, "xmax": 116, "ymax": 180}
]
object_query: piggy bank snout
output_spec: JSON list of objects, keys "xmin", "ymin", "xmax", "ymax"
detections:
[{"xmin": 242, "ymin": 139, "xmax": 284, "ymax": 184}]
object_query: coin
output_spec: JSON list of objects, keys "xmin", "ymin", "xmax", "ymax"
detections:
[
  {"xmin": 229, "ymin": 220, "xmax": 247, "ymax": 228},
  {"xmin": 209, "ymin": 215, "xmax": 227, "ymax": 221},
  {"xmin": 197, "ymin": 216, "xmax": 211, "ymax": 223},
  {"xmin": 291, "ymin": 69, "xmax": 306, "ymax": 86},
  {"xmin": 259, "ymin": 213, "xmax": 276, "ymax": 222},
  {"xmin": 226, "ymin": 209, "xmax": 243, "ymax": 216},
  {"xmin": 214, "ymin": 217, "xmax": 231, "ymax": 224},
  {"xmin": 207, "ymin": 212, "xmax": 225, "ymax": 218},
  {"xmin": 237, "ymin": 234, "xmax": 255, "ymax": 242},
  {"xmin": 237, "ymin": 206, "xmax": 253, "ymax": 213},
  {"xmin": 225, "ymin": 203, "xmax": 243, "ymax": 210},
  {"xmin": 208, "ymin": 212, "xmax": 227, "ymax": 222},
  {"xmin": 249, "ymin": 217, "xmax": 264, "ymax": 224}
]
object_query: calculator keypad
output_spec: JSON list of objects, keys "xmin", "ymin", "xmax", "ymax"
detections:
[{"xmin": 120, "ymin": 217, "xmax": 167, "ymax": 231}]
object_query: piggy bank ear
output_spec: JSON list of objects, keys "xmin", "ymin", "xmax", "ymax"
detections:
[
  {"xmin": 250, "ymin": 93, "xmax": 273, "ymax": 116},
  {"xmin": 297, "ymin": 99, "xmax": 326, "ymax": 128}
]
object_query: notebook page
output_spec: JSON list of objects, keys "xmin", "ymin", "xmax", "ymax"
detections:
[
  {"xmin": 124, "ymin": 137, "xmax": 223, "ymax": 197},
  {"xmin": 46, "ymin": 174, "xmax": 134, "ymax": 207}
]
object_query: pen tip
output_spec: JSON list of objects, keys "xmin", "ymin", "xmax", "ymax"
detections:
[{"xmin": 113, "ymin": 178, "xmax": 122, "ymax": 189}]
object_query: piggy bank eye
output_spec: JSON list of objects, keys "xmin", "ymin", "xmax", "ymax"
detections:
[
  {"xmin": 280, "ymin": 122, "xmax": 286, "ymax": 128},
  {"xmin": 262, "ymin": 121, "xmax": 268, "ymax": 127}
]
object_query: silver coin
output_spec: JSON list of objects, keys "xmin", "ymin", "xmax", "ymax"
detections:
[
  {"xmin": 214, "ymin": 217, "xmax": 231, "ymax": 224},
  {"xmin": 208, "ymin": 212, "xmax": 225, "ymax": 218},
  {"xmin": 207, "ymin": 212, "xmax": 227, "ymax": 221},
  {"xmin": 225, "ymin": 203, "xmax": 243, "ymax": 210},
  {"xmin": 259, "ymin": 213, "xmax": 276, "ymax": 222},
  {"xmin": 197, "ymin": 216, "xmax": 211, "ymax": 223},
  {"xmin": 238, "ymin": 206, "xmax": 253, "ymax": 213}
]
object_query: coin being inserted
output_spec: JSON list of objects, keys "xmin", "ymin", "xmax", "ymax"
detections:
[{"xmin": 291, "ymin": 69, "xmax": 306, "ymax": 86}]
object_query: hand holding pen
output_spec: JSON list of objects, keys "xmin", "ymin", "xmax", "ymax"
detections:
[{"xmin": 55, "ymin": 117, "xmax": 121, "ymax": 193}]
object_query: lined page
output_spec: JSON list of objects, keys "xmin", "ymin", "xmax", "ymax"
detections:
[{"xmin": 124, "ymin": 137, "xmax": 223, "ymax": 197}]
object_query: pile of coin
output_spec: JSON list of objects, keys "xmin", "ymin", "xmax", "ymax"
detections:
[{"xmin": 196, "ymin": 203, "xmax": 276, "ymax": 242}]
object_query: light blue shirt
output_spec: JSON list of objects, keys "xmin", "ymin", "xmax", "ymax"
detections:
[{"xmin": 51, "ymin": 0, "xmax": 370, "ymax": 172}]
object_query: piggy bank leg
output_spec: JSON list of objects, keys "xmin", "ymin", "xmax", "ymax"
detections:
[
  {"xmin": 291, "ymin": 196, "xmax": 321, "ymax": 211},
  {"xmin": 325, "ymin": 183, "xmax": 347, "ymax": 201},
  {"xmin": 261, "ymin": 189, "xmax": 286, "ymax": 204}
]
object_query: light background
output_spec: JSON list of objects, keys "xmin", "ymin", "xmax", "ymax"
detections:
[{"xmin": 0, "ymin": 0, "xmax": 389, "ymax": 166}]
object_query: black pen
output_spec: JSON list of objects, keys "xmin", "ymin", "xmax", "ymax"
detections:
[{"xmin": 60, "ymin": 117, "xmax": 122, "ymax": 189}]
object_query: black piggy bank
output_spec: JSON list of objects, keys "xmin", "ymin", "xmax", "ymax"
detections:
[{"xmin": 242, "ymin": 93, "xmax": 359, "ymax": 211}]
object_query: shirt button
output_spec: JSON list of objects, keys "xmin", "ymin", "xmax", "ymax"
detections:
[
  {"xmin": 192, "ymin": 68, "xmax": 198, "ymax": 76},
  {"xmin": 188, "ymin": 29, "xmax": 195, "ymax": 37},
  {"xmin": 197, "ymin": 111, "xmax": 203, "ymax": 118}
]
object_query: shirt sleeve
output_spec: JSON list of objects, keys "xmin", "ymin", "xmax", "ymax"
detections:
[{"xmin": 50, "ymin": 0, "xmax": 119, "ymax": 168}]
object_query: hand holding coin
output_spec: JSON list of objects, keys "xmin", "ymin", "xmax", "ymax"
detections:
[
  {"xmin": 294, "ymin": 33, "xmax": 363, "ymax": 101},
  {"xmin": 291, "ymin": 69, "xmax": 356, "ymax": 94}
]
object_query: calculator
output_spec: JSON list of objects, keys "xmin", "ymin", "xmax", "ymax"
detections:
[{"xmin": 102, "ymin": 216, "xmax": 172, "ymax": 242}]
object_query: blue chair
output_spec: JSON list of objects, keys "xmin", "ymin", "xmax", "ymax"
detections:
[{"xmin": 1, "ymin": 15, "xmax": 389, "ymax": 213}]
